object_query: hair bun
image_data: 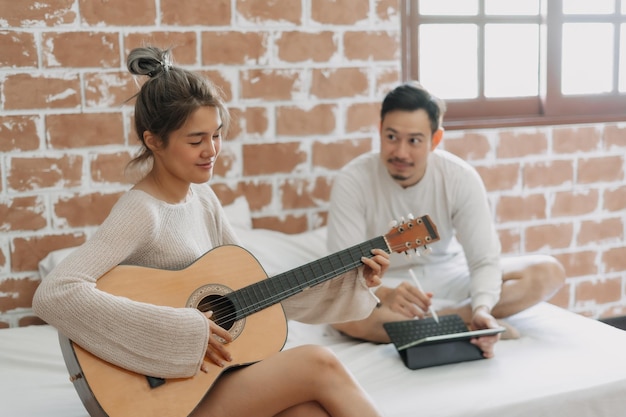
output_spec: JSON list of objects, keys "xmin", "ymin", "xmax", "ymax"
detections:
[{"xmin": 127, "ymin": 46, "xmax": 173, "ymax": 77}]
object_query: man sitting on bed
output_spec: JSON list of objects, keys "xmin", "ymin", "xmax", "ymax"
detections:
[{"xmin": 326, "ymin": 81, "xmax": 565, "ymax": 358}]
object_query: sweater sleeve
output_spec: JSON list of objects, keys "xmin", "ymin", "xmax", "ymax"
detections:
[
  {"xmin": 32, "ymin": 194, "xmax": 209, "ymax": 379},
  {"xmin": 450, "ymin": 166, "xmax": 502, "ymax": 311},
  {"xmin": 281, "ymin": 269, "xmax": 376, "ymax": 324},
  {"xmin": 326, "ymin": 163, "xmax": 370, "ymax": 253}
]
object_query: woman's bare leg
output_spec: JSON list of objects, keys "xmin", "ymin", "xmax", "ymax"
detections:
[
  {"xmin": 274, "ymin": 401, "xmax": 331, "ymax": 417},
  {"xmin": 191, "ymin": 344, "xmax": 382, "ymax": 417}
]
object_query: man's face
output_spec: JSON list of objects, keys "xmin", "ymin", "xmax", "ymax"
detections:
[{"xmin": 379, "ymin": 108, "xmax": 439, "ymax": 188}]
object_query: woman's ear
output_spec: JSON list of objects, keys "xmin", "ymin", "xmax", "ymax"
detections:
[
  {"xmin": 143, "ymin": 131, "xmax": 160, "ymax": 152},
  {"xmin": 431, "ymin": 128, "xmax": 444, "ymax": 150}
]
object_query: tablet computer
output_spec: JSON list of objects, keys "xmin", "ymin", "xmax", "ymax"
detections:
[
  {"xmin": 395, "ymin": 326, "xmax": 506, "ymax": 350},
  {"xmin": 383, "ymin": 315, "xmax": 506, "ymax": 351},
  {"xmin": 383, "ymin": 315, "xmax": 507, "ymax": 369}
]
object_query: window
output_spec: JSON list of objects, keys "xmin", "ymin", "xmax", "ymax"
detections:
[{"xmin": 402, "ymin": 0, "xmax": 626, "ymax": 129}]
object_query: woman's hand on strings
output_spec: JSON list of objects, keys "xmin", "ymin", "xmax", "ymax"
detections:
[{"xmin": 201, "ymin": 311, "xmax": 233, "ymax": 371}]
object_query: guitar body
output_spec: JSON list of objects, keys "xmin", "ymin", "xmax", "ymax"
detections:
[{"xmin": 59, "ymin": 245, "xmax": 287, "ymax": 417}]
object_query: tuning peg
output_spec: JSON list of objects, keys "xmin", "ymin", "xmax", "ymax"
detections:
[
  {"xmin": 388, "ymin": 219, "xmax": 398, "ymax": 228},
  {"xmin": 404, "ymin": 248, "xmax": 418, "ymax": 258},
  {"xmin": 405, "ymin": 213, "xmax": 416, "ymax": 229},
  {"xmin": 423, "ymin": 245, "xmax": 432, "ymax": 254},
  {"xmin": 400, "ymin": 216, "xmax": 406, "ymax": 224}
]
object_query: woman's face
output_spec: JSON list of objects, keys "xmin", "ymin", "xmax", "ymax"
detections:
[{"xmin": 151, "ymin": 106, "xmax": 223, "ymax": 186}]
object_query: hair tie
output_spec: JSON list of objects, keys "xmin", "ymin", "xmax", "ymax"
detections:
[
  {"xmin": 160, "ymin": 60, "xmax": 172, "ymax": 72},
  {"xmin": 147, "ymin": 59, "xmax": 172, "ymax": 77}
]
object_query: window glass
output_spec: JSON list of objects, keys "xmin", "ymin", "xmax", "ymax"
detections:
[
  {"xmin": 419, "ymin": 0, "xmax": 478, "ymax": 15},
  {"xmin": 484, "ymin": 0, "xmax": 540, "ymax": 15},
  {"xmin": 418, "ymin": 24, "xmax": 478, "ymax": 99},
  {"xmin": 405, "ymin": 0, "xmax": 626, "ymax": 127},
  {"xmin": 561, "ymin": 23, "xmax": 614, "ymax": 94},
  {"xmin": 485, "ymin": 24, "xmax": 539, "ymax": 97},
  {"xmin": 562, "ymin": 0, "xmax": 614, "ymax": 15}
]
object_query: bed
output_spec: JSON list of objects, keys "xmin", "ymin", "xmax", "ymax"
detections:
[{"xmin": 2, "ymin": 198, "xmax": 626, "ymax": 417}]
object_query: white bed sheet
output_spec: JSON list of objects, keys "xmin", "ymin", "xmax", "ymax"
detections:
[
  {"xmin": 2, "ymin": 302, "xmax": 626, "ymax": 417},
  {"xmin": 14, "ymin": 201, "xmax": 626, "ymax": 417},
  {"xmin": 287, "ymin": 302, "xmax": 626, "ymax": 417}
]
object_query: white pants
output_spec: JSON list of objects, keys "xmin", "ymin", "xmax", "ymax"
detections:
[{"xmin": 385, "ymin": 252, "xmax": 473, "ymax": 308}]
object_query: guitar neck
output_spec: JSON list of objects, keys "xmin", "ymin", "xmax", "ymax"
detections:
[{"xmin": 226, "ymin": 235, "xmax": 389, "ymax": 320}]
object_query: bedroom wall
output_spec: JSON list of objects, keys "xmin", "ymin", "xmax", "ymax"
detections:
[{"xmin": 1, "ymin": 0, "xmax": 625, "ymax": 328}]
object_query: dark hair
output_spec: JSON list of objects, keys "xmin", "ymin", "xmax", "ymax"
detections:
[
  {"xmin": 380, "ymin": 81, "xmax": 446, "ymax": 133},
  {"xmin": 126, "ymin": 46, "xmax": 230, "ymax": 168}
]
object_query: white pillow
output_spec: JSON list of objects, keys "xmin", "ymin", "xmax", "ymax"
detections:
[
  {"xmin": 221, "ymin": 196, "xmax": 330, "ymax": 276},
  {"xmin": 38, "ymin": 247, "xmax": 75, "ymax": 279},
  {"xmin": 234, "ymin": 226, "xmax": 328, "ymax": 277},
  {"xmin": 222, "ymin": 196, "xmax": 252, "ymax": 230}
]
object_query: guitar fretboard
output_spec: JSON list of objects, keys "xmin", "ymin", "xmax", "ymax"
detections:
[{"xmin": 227, "ymin": 235, "xmax": 389, "ymax": 320}]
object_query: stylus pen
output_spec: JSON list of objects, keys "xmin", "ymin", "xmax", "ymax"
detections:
[{"xmin": 409, "ymin": 268, "xmax": 440, "ymax": 324}]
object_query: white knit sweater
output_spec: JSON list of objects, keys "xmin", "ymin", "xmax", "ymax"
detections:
[
  {"xmin": 33, "ymin": 183, "xmax": 375, "ymax": 379},
  {"xmin": 327, "ymin": 150, "xmax": 502, "ymax": 312}
]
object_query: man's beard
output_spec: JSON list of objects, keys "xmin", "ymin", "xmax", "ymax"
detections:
[
  {"xmin": 390, "ymin": 173, "xmax": 410, "ymax": 182},
  {"xmin": 387, "ymin": 158, "xmax": 412, "ymax": 182}
]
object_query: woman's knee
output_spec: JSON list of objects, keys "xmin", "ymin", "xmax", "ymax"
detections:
[
  {"xmin": 295, "ymin": 345, "xmax": 349, "ymax": 381},
  {"xmin": 298, "ymin": 345, "xmax": 341, "ymax": 367}
]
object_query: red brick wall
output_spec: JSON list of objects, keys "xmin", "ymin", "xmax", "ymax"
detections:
[
  {"xmin": 443, "ymin": 126, "xmax": 626, "ymax": 320},
  {"xmin": 1, "ymin": 0, "xmax": 625, "ymax": 327}
]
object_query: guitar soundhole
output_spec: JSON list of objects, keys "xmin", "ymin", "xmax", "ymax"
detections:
[
  {"xmin": 187, "ymin": 284, "xmax": 245, "ymax": 342},
  {"xmin": 200, "ymin": 294, "xmax": 237, "ymax": 329}
]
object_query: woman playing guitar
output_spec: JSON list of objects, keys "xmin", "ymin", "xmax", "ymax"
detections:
[{"xmin": 33, "ymin": 46, "xmax": 390, "ymax": 417}]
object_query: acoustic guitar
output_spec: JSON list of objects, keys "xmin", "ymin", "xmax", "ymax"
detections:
[{"xmin": 58, "ymin": 215, "xmax": 439, "ymax": 417}]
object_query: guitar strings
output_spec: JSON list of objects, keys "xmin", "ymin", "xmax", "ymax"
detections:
[
  {"xmin": 201, "ymin": 240, "xmax": 417, "ymax": 327},
  {"xmin": 207, "ymin": 259, "xmax": 362, "ymax": 328},
  {"xmin": 200, "ymin": 241, "xmax": 416, "ymax": 329},
  {"xmin": 198, "ymin": 261, "xmax": 361, "ymax": 326}
]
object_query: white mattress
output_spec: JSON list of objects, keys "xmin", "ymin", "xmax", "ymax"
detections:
[{"xmin": 2, "ymin": 302, "xmax": 626, "ymax": 417}]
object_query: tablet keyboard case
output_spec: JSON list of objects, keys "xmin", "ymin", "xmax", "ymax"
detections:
[
  {"xmin": 384, "ymin": 315, "xmax": 484, "ymax": 370},
  {"xmin": 396, "ymin": 338, "xmax": 484, "ymax": 369}
]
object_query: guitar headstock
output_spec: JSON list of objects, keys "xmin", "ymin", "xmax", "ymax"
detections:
[{"xmin": 384, "ymin": 214, "xmax": 440, "ymax": 255}]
